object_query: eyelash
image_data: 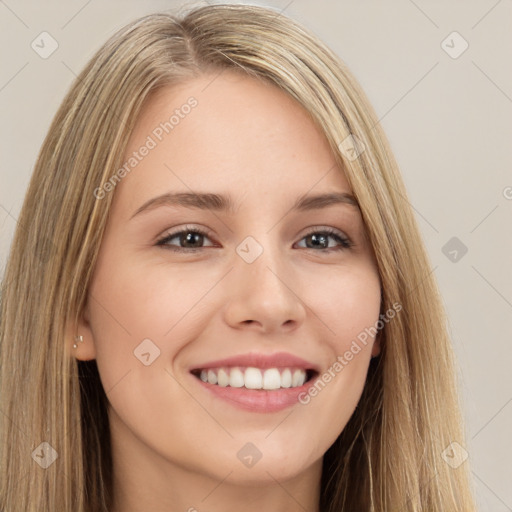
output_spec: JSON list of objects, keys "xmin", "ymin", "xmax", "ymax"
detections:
[{"xmin": 155, "ymin": 224, "xmax": 353, "ymax": 253}]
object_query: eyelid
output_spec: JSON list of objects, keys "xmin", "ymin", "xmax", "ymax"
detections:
[
  {"xmin": 155, "ymin": 224, "xmax": 353, "ymax": 251},
  {"xmin": 155, "ymin": 224, "xmax": 215, "ymax": 246}
]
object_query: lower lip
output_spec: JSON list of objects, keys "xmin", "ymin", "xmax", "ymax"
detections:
[{"xmin": 191, "ymin": 373, "xmax": 316, "ymax": 413}]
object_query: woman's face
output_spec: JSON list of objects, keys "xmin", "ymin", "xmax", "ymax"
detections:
[{"xmin": 78, "ymin": 71, "xmax": 381, "ymax": 486}]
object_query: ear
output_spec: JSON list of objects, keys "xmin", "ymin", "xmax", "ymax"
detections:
[{"xmin": 66, "ymin": 300, "xmax": 97, "ymax": 361}]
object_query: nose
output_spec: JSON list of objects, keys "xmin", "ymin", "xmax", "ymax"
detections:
[{"xmin": 223, "ymin": 242, "xmax": 307, "ymax": 334}]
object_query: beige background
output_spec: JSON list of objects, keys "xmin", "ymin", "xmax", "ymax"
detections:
[{"xmin": 1, "ymin": 1, "xmax": 511, "ymax": 509}]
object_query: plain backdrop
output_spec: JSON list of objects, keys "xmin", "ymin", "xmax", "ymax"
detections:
[{"xmin": 1, "ymin": 1, "xmax": 511, "ymax": 510}]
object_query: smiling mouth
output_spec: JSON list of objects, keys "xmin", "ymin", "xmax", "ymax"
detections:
[{"xmin": 191, "ymin": 366, "xmax": 317, "ymax": 390}]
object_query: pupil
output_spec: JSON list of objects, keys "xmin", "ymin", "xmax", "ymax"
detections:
[
  {"xmin": 183, "ymin": 232, "xmax": 202, "ymax": 247},
  {"xmin": 309, "ymin": 234, "xmax": 327, "ymax": 248}
]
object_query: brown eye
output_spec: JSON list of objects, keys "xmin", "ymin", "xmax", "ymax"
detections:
[
  {"xmin": 156, "ymin": 226, "xmax": 215, "ymax": 252},
  {"xmin": 296, "ymin": 228, "xmax": 352, "ymax": 251}
]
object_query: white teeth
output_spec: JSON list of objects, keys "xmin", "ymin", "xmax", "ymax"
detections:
[
  {"xmin": 244, "ymin": 367, "xmax": 263, "ymax": 389},
  {"xmin": 229, "ymin": 368, "xmax": 244, "ymax": 388},
  {"xmin": 196, "ymin": 366, "xmax": 309, "ymax": 389},
  {"xmin": 217, "ymin": 368, "xmax": 229, "ymax": 387},
  {"xmin": 292, "ymin": 369, "xmax": 306, "ymax": 387},
  {"xmin": 263, "ymin": 368, "xmax": 281, "ymax": 390},
  {"xmin": 281, "ymin": 368, "xmax": 292, "ymax": 388},
  {"xmin": 207, "ymin": 369, "xmax": 217, "ymax": 385}
]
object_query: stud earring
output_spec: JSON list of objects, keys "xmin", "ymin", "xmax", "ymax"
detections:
[{"xmin": 73, "ymin": 335, "xmax": 84, "ymax": 349}]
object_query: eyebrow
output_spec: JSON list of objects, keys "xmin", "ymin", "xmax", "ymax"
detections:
[{"xmin": 130, "ymin": 190, "xmax": 359, "ymax": 219}]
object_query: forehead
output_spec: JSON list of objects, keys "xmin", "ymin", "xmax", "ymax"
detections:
[{"xmin": 114, "ymin": 71, "xmax": 351, "ymax": 210}]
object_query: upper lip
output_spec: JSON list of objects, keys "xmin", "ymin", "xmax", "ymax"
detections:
[{"xmin": 189, "ymin": 351, "xmax": 320, "ymax": 373}]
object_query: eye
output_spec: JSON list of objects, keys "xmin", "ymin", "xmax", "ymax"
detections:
[
  {"xmin": 155, "ymin": 225, "xmax": 352, "ymax": 252},
  {"xmin": 156, "ymin": 225, "xmax": 215, "ymax": 252},
  {"xmin": 295, "ymin": 227, "xmax": 352, "ymax": 251}
]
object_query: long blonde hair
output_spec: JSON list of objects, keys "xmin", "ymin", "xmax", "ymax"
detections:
[{"xmin": 0, "ymin": 4, "xmax": 476, "ymax": 511}]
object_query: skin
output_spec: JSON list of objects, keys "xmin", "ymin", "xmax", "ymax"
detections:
[{"xmin": 75, "ymin": 71, "xmax": 382, "ymax": 512}]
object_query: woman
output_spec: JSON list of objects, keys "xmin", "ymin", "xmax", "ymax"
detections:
[{"xmin": 0, "ymin": 4, "xmax": 476, "ymax": 511}]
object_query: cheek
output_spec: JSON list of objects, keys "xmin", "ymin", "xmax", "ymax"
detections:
[
  {"xmin": 88, "ymin": 254, "xmax": 224, "ymax": 345},
  {"xmin": 309, "ymin": 260, "xmax": 381, "ymax": 349},
  {"xmin": 86, "ymin": 251, "xmax": 230, "ymax": 393},
  {"xmin": 298, "ymin": 262, "xmax": 381, "ymax": 421}
]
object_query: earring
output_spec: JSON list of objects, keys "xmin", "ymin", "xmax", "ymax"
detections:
[{"xmin": 73, "ymin": 335, "xmax": 84, "ymax": 349}]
